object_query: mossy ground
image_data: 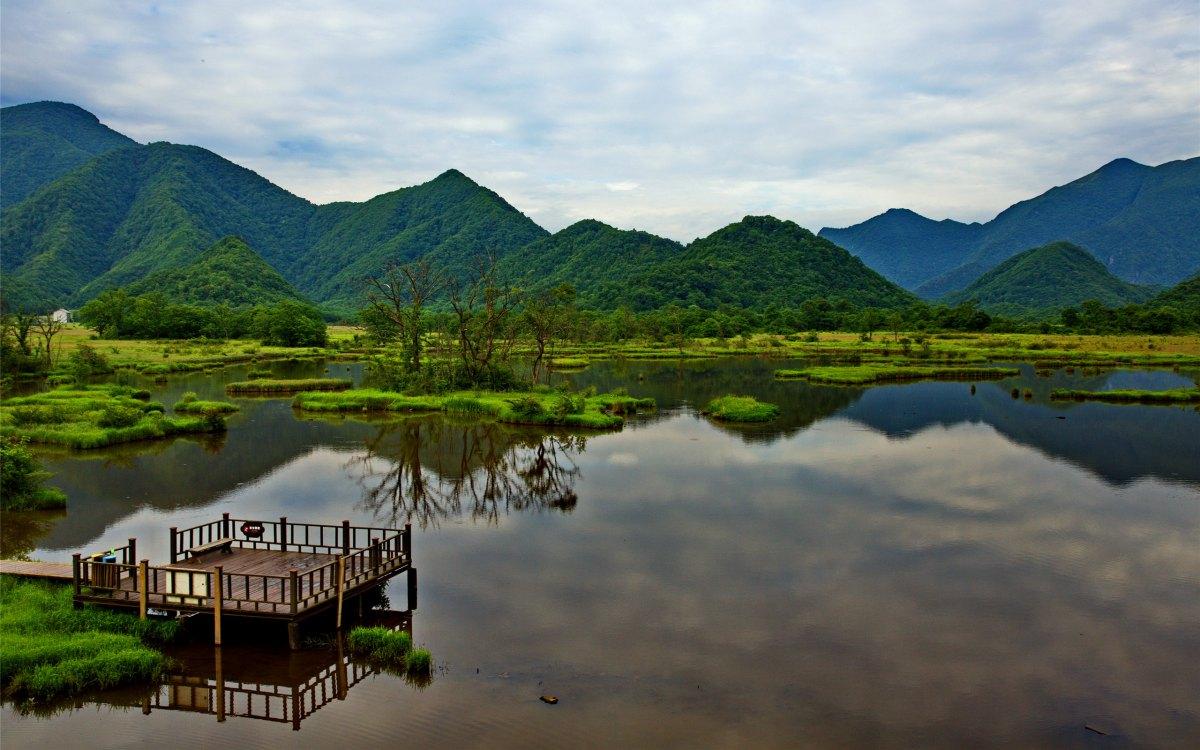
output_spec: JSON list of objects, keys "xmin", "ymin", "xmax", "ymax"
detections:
[
  {"xmin": 776, "ymin": 364, "xmax": 1021, "ymax": 385},
  {"xmin": 0, "ymin": 385, "xmax": 225, "ymax": 449},
  {"xmin": 0, "ymin": 576, "xmax": 179, "ymax": 703},
  {"xmin": 702, "ymin": 395, "xmax": 780, "ymax": 422},
  {"xmin": 293, "ymin": 388, "xmax": 655, "ymax": 429}
]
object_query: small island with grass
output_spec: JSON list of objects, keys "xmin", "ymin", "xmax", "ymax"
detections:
[
  {"xmin": 1050, "ymin": 387, "xmax": 1200, "ymax": 405},
  {"xmin": 226, "ymin": 377, "xmax": 352, "ymax": 395},
  {"xmin": 702, "ymin": 395, "xmax": 780, "ymax": 422},
  {"xmin": 294, "ymin": 388, "xmax": 655, "ymax": 429},
  {"xmin": 0, "ymin": 385, "xmax": 227, "ymax": 449},
  {"xmin": 775, "ymin": 363, "xmax": 1020, "ymax": 385}
]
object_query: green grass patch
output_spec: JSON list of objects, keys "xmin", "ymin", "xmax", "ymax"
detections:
[
  {"xmin": 172, "ymin": 400, "xmax": 240, "ymax": 415},
  {"xmin": 776, "ymin": 364, "xmax": 1020, "ymax": 385},
  {"xmin": 0, "ymin": 576, "xmax": 179, "ymax": 703},
  {"xmin": 0, "ymin": 386, "xmax": 225, "ymax": 449},
  {"xmin": 702, "ymin": 395, "xmax": 779, "ymax": 422},
  {"xmin": 1050, "ymin": 387, "xmax": 1200, "ymax": 404},
  {"xmin": 225, "ymin": 378, "xmax": 352, "ymax": 395},
  {"xmin": 549, "ymin": 357, "xmax": 590, "ymax": 369},
  {"xmin": 293, "ymin": 388, "xmax": 655, "ymax": 429},
  {"xmin": 346, "ymin": 626, "xmax": 432, "ymax": 678}
]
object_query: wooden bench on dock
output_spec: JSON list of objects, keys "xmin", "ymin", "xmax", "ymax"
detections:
[{"xmin": 187, "ymin": 537, "xmax": 234, "ymax": 558}]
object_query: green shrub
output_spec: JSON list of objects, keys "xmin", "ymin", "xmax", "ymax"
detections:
[
  {"xmin": 0, "ymin": 439, "xmax": 67, "ymax": 510},
  {"xmin": 505, "ymin": 396, "xmax": 546, "ymax": 419},
  {"xmin": 97, "ymin": 404, "xmax": 144, "ymax": 428}
]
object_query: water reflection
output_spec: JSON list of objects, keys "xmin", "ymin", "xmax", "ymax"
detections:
[
  {"xmin": 348, "ymin": 418, "xmax": 585, "ymax": 528},
  {"xmin": 8, "ymin": 607, "xmax": 419, "ymax": 734}
]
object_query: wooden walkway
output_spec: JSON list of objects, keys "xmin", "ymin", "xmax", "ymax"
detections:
[{"xmin": 0, "ymin": 559, "xmax": 73, "ymax": 581}]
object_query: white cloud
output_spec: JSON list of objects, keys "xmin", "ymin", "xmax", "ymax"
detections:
[{"xmin": 1, "ymin": 0, "xmax": 1196, "ymax": 239}]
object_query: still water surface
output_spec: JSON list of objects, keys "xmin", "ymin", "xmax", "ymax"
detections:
[{"xmin": 3, "ymin": 359, "xmax": 1198, "ymax": 748}]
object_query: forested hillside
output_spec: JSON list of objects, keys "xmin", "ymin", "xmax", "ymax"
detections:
[{"xmin": 942, "ymin": 241, "xmax": 1153, "ymax": 316}]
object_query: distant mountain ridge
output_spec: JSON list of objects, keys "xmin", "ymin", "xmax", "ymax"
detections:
[
  {"xmin": 820, "ymin": 157, "xmax": 1200, "ymax": 296},
  {"xmin": 942, "ymin": 241, "xmax": 1154, "ymax": 316},
  {"xmin": 2, "ymin": 101, "xmax": 1196, "ymax": 316}
]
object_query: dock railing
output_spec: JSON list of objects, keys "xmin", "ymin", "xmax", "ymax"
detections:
[
  {"xmin": 170, "ymin": 515, "xmax": 404, "ymax": 562},
  {"xmin": 75, "ymin": 519, "xmax": 413, "ymax": 618}
]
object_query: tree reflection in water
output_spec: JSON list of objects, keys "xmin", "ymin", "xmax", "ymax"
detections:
[{"xmin": 347, "ymin": 416, "xmax": 585, "ymax": 528}]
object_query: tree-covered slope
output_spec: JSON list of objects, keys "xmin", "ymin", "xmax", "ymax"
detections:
[
  {"xmin": 641, "ymin": 216, "xmax": 916, "ymax": 310},
  {"xmin": 123, "ymin": 235, "xmax": 306, "ymax": 305},
  {"xmin": 1, "ymin": 141, "xmax": 314, "ymax": 308},
  {"xmin": 0, "ymin": 101, "xmax": 138, "ymax": 209},
  {"xmin": 495, "ymin": 219, "xmax": 684, "ymax": 307},
  {"xmin": 1148, "ymin": 272, "xmax": 1200, "ymax": 309},
  {"xmin": 295, "ymin": 169, "xmax": 548, "ymax": 310},
  {"xmin": 822, "ymin": 157, "xmax": 1200, "ymax": 296},
  {"xmin": 818, "ymin": 208, "xmax": 983, "ymax": 290},
  {"xmin": 942, "ymin": 241, "xmax": 1153, "ymax": 316}
]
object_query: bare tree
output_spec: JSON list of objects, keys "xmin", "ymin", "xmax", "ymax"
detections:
[
  {"xmin": 448, "ymin": 256, "xmax": 520, "ymax": 387},
  {"xmin": 33, "ymin": 312, "xmax": 63, "ymax": 366},
  {"xmin": 522, "ymin": 284, "xmax": 576, "ymax": 384},
  {"xmin": 365, "ymin": 259, "xmax": 447, "ymax": 373},
  {"xmin": 1, "ymin": 311, "xmax": 38, "ymax": 357}
]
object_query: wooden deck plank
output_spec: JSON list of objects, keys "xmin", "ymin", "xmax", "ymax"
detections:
[{"xmin": 0, "ymin": 559, "xmax": 73, "ymax": 581}]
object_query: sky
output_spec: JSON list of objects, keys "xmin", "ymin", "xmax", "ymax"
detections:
[{"xmin": 1, "ymin": 0, "xmax": 1197, "ymax": 241}]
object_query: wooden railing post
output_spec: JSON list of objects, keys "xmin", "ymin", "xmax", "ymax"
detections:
[
  {"xmin": 138, "ymin": 559, "xmax": 149, "ymax": 620},
  {"xmin": 370, "ymin": 537, "xmax": 381, "ymax": 575},
  {"xmin": 222, "ymin": 512, "xmax": 230, "ymax": 538},
  {"xmin": 341, "ymin": 520, "xmax": 351, "ymax": 556},
  {"xmin": 402, "ymin": 522, "xmax": 412, "ymax": 560},
  {"xmin": 127, "ymin": 537, "xmax": 137, "ymax": 566},
  {"xmin": 335, "ymin": 556, "xmax": 346, "ymax": 630},
  {"xmin": 71, "ymin": 553, "xmax": 82, "ymax": 598},
  {"xmin": 213, "ymin": 566, "xmax": 223, "ymax": 646},
  {"xmin": 279, "ymin": 516, "xmax": 288, "ymax": 552},
  {"xmin": 289, "ymin": 569, "xmax": 299, "ymax": 614},
  {"xmin": 169, "ymin": 527, "xmax": 178, "ymax": 564}
]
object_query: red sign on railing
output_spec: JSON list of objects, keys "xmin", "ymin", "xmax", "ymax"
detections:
[{"xmin": 240, "ymin": 520, "xmax": 265, "ymax": 538}]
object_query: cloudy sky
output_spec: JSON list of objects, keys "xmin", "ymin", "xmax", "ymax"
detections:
[{"xmin": 2, "ymin": 0, "xmax": 1197, "ymax": 240}]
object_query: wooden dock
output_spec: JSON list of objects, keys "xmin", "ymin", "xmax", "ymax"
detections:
[
  {"xmin": 0, "ymin": 559, "xmax": 73, "ymax": 581},
  {"xmin": 62, "ymin": 514, "xmax": 415, "ymax": 649}
]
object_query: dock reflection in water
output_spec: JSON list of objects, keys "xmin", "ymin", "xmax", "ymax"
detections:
[{"xmin": 143, "ymin": 608, "xmax": 414, "ymax": 731}]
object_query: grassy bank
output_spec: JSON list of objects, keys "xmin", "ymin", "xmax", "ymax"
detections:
[
  {"xmin": 1050, "ymin": 387, "xmax": 1200, "ymax": 404},
  {"xmin": 0, "ymin": 576, "xmax": 179, "ymax": 703},
  {"xmin": 775, "ymin": 364, "xmax": 1021, "ymax": 385},
  {"xmin": 702, "ymin": 395, "xmax": 779, "ymax": 422},
  {"xmin": 226, "ymin": 378, "xmax": 352, "ymax": 395},
  {"xmin": 293, "ymin": 388, "xmax": 655, "ymax": 429},
  {"xmin": 0, "ymin": 386, "xmax": 225, "ymax": 449}
]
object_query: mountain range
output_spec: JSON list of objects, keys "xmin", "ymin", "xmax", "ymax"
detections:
[
  {"xmin": 2, "ymin": 101, "xmax": 1197, "ymax": 317},
  {"xmin": 820, "ymin": 157, "xmax": 1200, "ymax": 297}
]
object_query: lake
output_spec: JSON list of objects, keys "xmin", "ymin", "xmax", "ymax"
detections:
[{"xmin": 3, "ymin": 358, "xmax": 1198, "ymax": 748}]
